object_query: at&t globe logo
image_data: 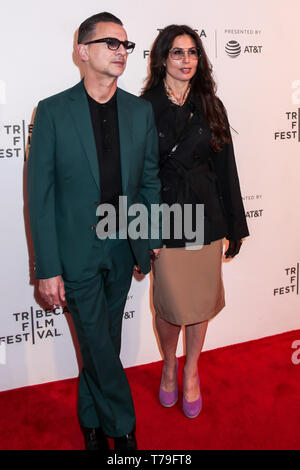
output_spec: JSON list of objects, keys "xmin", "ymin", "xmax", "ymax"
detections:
[{"xmin": 225, "ymin": 40, "xmax": 241, "ymax": 58}]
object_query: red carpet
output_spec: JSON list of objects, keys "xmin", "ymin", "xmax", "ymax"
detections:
[{"xmin": 1, "ymin": 329, "xmax": 300, "ymax": 450}]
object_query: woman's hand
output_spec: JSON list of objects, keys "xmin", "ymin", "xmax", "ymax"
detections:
[
  {"xmin": 225, "ymin": 240, "xmax": 243, "ymax": 259},
  {"xmin": 151, "ymin": 249, "xmax": 161, "ymax": 259},
  {"xmin": 134, "ymin": 249, "xmax": 162, "ymax": 274}
]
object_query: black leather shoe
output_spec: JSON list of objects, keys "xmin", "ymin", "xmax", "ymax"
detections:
[
  {"xmin": 114, "ymin": 430, "xmax": 137, "ymax": 451},
  {"xmin": 82, "ymin": 427, "xmax": 110, "ymax": 451}
]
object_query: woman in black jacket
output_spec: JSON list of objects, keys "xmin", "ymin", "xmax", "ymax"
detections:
[{"xmin": 141, "ymin": 25, "xmax": 249, "ymax": 418}]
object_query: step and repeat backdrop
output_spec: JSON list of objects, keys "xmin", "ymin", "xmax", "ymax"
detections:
[{"xmin": 1, "ymin": 0, "xmax": 300, "ymax": 391}]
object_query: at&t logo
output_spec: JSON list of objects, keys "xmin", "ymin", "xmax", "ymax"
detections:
[
  {"xmin": 225, "ymin": 40, "xmax": 262, "ymax": 58},
  {"xmin": 225, "ymin": 40, "xmax": 241, "ymax": 57}
]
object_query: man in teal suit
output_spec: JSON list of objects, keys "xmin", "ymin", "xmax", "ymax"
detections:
[{"xmin": 27, "ymin": 12, "xmax": 161, "ymax": 451}]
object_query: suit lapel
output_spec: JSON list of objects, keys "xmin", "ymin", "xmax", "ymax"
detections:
[
  {"xmin": 116, "ymin": 88, "xmax": 134, "ymax": 195},
  {"xmin": 67, "ymin": 80, "xmax": 100, "ymax": 190},
  {"xmin": 67, "ymin": 83, "xmax": 136, "ymax": 195}
]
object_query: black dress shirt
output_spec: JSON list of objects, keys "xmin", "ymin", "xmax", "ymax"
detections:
[{"xmin": 85, "ymin": 89, "xmax": 122, "ymax": 210}]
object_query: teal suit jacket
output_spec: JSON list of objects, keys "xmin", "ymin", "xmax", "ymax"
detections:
[{"xmin": 27, "ymin": 80, "xmax": 162, "ymax": 280}]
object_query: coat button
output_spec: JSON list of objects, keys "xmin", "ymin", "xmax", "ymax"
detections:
[
  {"xmin": 159, "ymin": 132, "xmax": 165, "ymax": 138},
  {"xmin": 198, "ymin": 127, "xmax": 203, "ymax": 135}
]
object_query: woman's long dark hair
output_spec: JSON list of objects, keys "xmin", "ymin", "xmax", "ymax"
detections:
[{"xmin": 142, "ymin": 25, "xmax": 230, "ymax": 152}]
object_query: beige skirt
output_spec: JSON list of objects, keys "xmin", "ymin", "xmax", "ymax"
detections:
[{"xmin": 152, "ymin": 239, "xmax": 225, "ymax": 326}]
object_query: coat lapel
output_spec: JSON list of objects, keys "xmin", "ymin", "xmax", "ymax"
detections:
[
  {"xmin": 116, "ymin": 88, "xmax": 134, "ymax": 195},
  {"xmin": 67, "ymin": 83, "xmax": 136, "ymax": 196},
  {"xmin": 67, "ymin": 80, "xmax": 100, "ymax": 190}
]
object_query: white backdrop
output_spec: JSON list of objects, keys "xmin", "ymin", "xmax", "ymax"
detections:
[{"xmin": 1, "ymin": 0, "xmax": 300, "ymax": 391}]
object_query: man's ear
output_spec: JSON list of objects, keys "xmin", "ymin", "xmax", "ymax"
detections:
[{"xmin": 77, "ymin": 44, "xmax": 89, "ymax": 62}]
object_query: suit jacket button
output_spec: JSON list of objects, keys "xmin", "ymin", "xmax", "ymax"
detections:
[{"xmin": 159, "ymin": 132, "xmax": 165, "ymax": 138}]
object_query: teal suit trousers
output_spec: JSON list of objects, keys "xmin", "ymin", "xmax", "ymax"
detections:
[{"xmin": 64, "ymin": 236, "xmax": 135, "ymax": 437}]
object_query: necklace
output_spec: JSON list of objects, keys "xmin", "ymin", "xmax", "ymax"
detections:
[{"xmin": 164, "ymin": 79, "xmax": 191, "ymax": 107}]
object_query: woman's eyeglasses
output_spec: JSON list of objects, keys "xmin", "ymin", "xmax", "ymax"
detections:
[
  {"xmin": 84, "ymin": 37, "xmax": 135, "ymax": 54},
  {"xmin": 169, "ymin": 47, "xmax": 200, "ymax": 60}
]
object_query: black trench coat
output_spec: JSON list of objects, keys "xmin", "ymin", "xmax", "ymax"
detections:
[{"xmin": 142, "ymin": 81, "xmax": 249, "ymax": 247}]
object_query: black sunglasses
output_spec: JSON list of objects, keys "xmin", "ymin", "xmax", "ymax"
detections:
[{"xmin": 84, "ymin": 37, "xmax": 135, "ymax": 54}]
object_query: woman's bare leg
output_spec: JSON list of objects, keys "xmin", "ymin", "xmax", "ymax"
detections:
[
  {"xmin": 183, "ymin": 320, "xmax": 208, "ymax": 401},
  {"xmin": 155, "ymin": 315, "xmax": 181, "ymax": 392}
]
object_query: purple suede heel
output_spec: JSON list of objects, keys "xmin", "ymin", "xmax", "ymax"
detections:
[
  {"xmin": 159, "ymin": 358, "xmax": 178, "ymax": 407},
  {"xmin": 182, "ymin": 377, "xmax": 202, "ymax": 418}
]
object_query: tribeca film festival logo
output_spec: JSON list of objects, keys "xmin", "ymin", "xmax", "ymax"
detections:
[
  {"xmin": 0, "ymin": 306, "xmax": 69, "ymax": 350},
  {"xmin": 0, "ymin": 297, "xmax": 136, "ymax": 364},
  {"xmin": 0, "ymin": 300, "xmax": 136, "ymax": 347},
  {"xmin": 0, "ymin": 307, "xmax": 67, "ymax": 365},
  {"xmin": 0, "ymin": 121, "xmax": 32, "ymax": 160},
  {"xmin": 274, "ymin": 81, "xmax": 300, "ymax": 142},
  {"xmin": 273, "ymin": 263, "xmax": 299, "ymax": 297},
  {"xmin": 0, "ymin": 79, "xmax": 32, "ymax": 160},
  {"xmin": 143, "ymin": 28, "xmax": 207, "ymax": 59},
  {"xmin": 224, "ymin": 28, "xmax": 262, "ymax": 58}
]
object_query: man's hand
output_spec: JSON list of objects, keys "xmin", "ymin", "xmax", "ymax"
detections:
[
  {"xmin": 38, "ymin": 275, "xmax": 65, "ymax": 307},
  {"xmin": 225, "ymin": 240, "xmax": 243, "ymax": 259}
]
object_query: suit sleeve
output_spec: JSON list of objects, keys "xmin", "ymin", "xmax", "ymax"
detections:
[
  {"xmin": 139, "ymin": 102, "xmax": 163, "ymax": 249},
  {"xmin": 27, "ymin": 100, "xmax": 63, "ymax": 279},
  {"xmin": 212, "ymin": 118, "xmax": 249, "ymax": 241}
]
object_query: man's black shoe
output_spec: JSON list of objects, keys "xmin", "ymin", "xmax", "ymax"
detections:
[
  {"xmin": 114, "ymin": 430, "xmax": 137, "ymax": 451},
  {"xmin": 82, "ymin": 427, "xmax": 110, "ymax": 451}
]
